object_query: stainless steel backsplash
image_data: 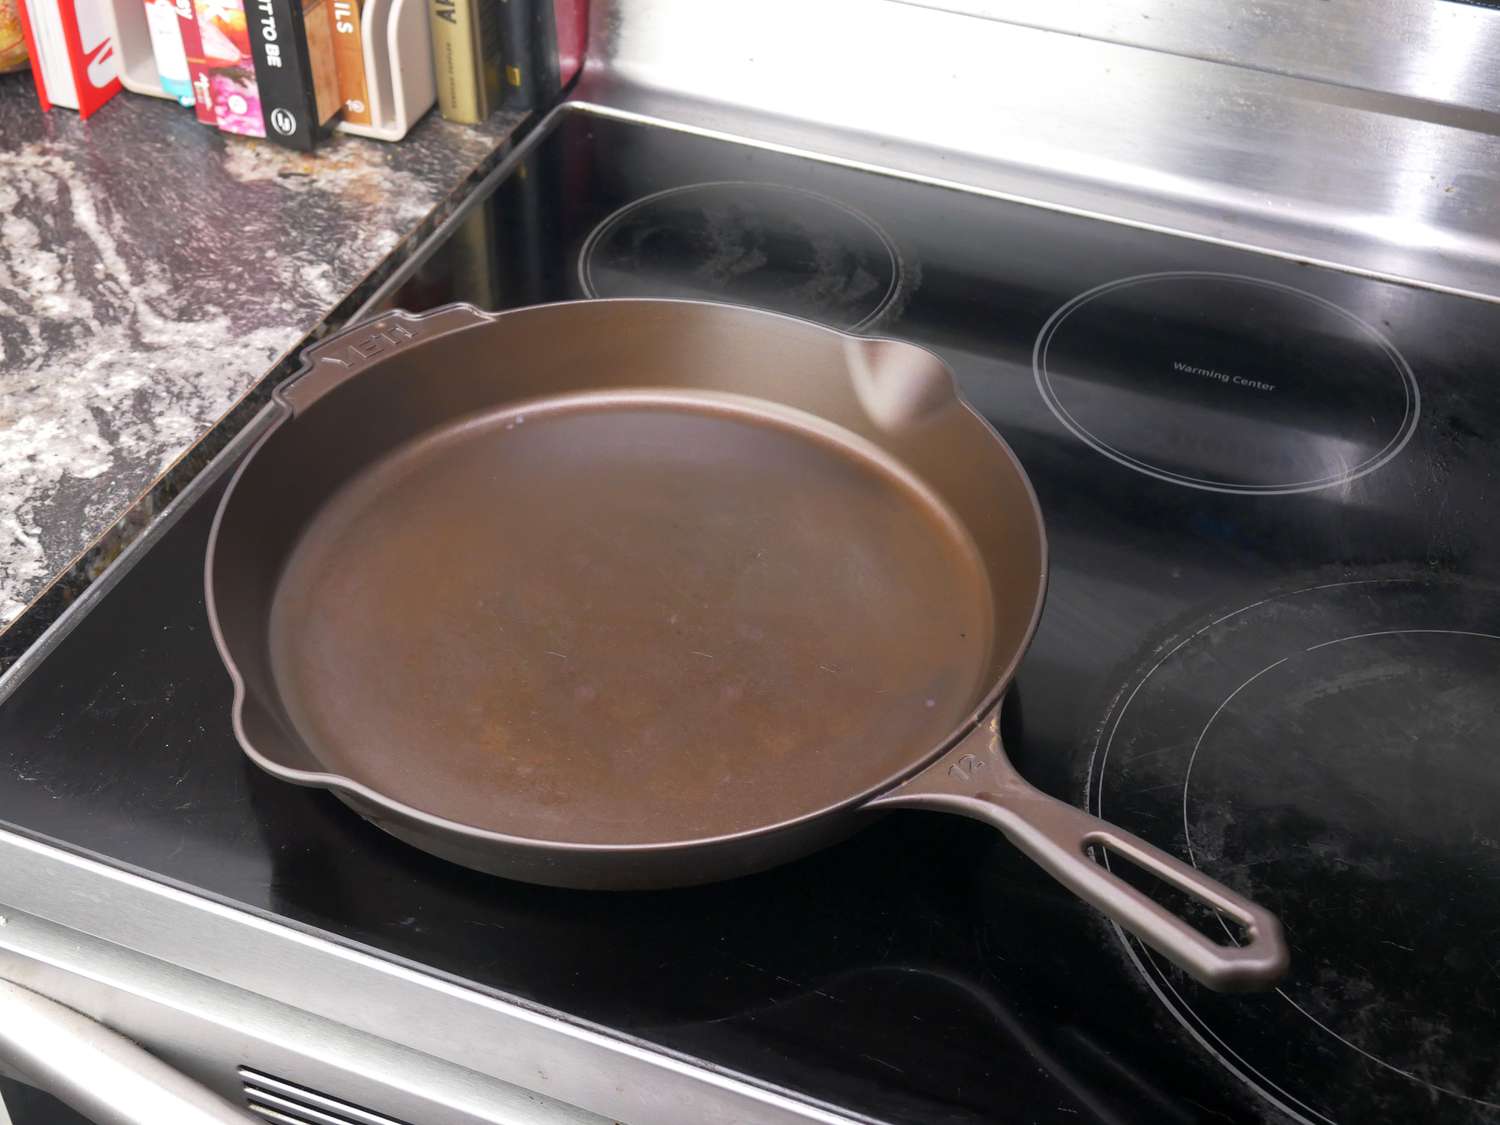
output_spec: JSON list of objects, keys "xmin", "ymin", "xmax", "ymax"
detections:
[{"xmin": 577, "ymin": 0, "xmax": 1500, "ymax": 301}]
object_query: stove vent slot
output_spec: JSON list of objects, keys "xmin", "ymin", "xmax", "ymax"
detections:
[{"xmin": 239, "ymin": 1068, "xmax": 412, "ymax": 1125}]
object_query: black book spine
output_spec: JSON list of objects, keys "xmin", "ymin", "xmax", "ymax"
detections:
[
  {"xmin": 245, "ymin": 0, "xmax": 318, "ymax": 150},
  {"xmin": 497, "ymin": 0, "xmax": 562, "ymax": 111},
  {"xmin": 495, "ymin": 0, "xmax": 534, "ymax": 111},
  {"xmin": 529, "ymin": 0, "xmax": 559, "ymax": 99}
]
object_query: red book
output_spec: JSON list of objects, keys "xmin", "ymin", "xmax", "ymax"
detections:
[
  {"xmin": 16, "ymin": 0, "xmax": 121, "ymax": 117},
  {"xmin": 182, "ymin": 0, "xmax": 264, "ymax": 136},
  {"xmin": 176, "ymin": 0, "xmax": 216, "ymax": 124},
  {"xmin": 552, "ymin": 0, "xmax": 584, "ymax": 86}
]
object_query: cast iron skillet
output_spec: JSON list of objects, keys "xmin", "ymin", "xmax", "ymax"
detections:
[{"xmin": 207, "ymin": 300, "xmax": 1288, "ymax": 991}]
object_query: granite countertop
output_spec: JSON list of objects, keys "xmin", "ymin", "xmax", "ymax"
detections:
[{"xmin": 0, "ymin": 75, "xmax": 525, "ymax": 661}]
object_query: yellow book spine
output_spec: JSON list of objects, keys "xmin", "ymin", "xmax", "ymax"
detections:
[{"xmin": 429, "ymin": 0, "xmax": 481, "ymax": 123}]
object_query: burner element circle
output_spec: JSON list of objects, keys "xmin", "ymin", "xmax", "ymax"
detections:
[
  {"xmin": 578, "ymin": 181, "xmax": 902, "ymax": 331},
  {"xmin": 1033, "ymin": 272, "xmax": 1420, "ymax": 495},
  {"xmin": 1090, "ymin": 579, "xmax": 1500, "ymax": 1125}
]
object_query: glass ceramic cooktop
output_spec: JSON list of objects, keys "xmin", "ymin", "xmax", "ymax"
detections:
[{"xmin": 3, "ymin": 107, "xmax": 1498, "ymax": 1124}]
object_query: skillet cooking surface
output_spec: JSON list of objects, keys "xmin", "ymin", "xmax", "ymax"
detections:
[{"xmin": 269, "ymin": 390, "xmax": 995, "ymax": 844}]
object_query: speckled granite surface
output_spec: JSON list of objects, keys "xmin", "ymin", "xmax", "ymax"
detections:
[{"xmin": 0, "ymin": 75, "xmax": 526, "ymax": 652}]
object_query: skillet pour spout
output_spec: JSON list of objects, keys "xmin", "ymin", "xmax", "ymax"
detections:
[{"xmin": 207, "ymin": 299, "xmax": 1289, "ymax": 992}]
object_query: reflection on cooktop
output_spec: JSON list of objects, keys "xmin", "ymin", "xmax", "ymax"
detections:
[
  {"xmin": 577, "ymin": 181, "xmax": 904, "ymax": 329},
  {"xmin": 1091, "ymin": 577, "xmax": 1500, "ymax": 1125},
  {"xmin": 1033, "ymin": 273, "xmax": 1420, "ymax": 495}
]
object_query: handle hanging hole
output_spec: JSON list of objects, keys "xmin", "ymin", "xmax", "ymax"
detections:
[{"xmin": 1090, "ymin": 843, "xmax": 1252, "ymax": 949}]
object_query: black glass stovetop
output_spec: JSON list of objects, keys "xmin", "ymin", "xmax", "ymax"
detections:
[{"xmin": 3, "ymin": 107, "xmax": 1499, "ymax": 1125}]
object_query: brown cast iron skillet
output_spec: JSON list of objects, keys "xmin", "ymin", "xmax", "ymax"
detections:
[{"xmin": 207, "ymin": 300, "xmax": 1288, "ymax": 991}]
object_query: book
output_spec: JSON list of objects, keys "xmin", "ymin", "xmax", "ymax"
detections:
[
  {"xmin": 427, "ymin": 0, "xmax": 457, "ymax": 118},
  {"xmin": 243, "ymin": 0, "xmax": 341, "ymax": 149},
  {"xmin": 551, "ymin": 0, "xmax": 583, "ymax": 87},
  {"xmin": 15, "ymin": 0, "xmax": 121, "ymax": 116},
  {"xmin": 183, "ymin": 0, "xmax": 263, "ymax": 134},
  {"xmin": 142, "ymin": 0, "xmax": 193, "ymax": 103},
  {"xmin": 301, "ymin": 0, "xmax": 340, "ymax": 122},
  {"xmin": 176, "ymin": 0, "xmax": 214, "ymax": 123},
  {"xmin": 496, "ymin": 0, "xmax": 568, "ymax": 112},
  {"xmin": 327, "ymin": 0, "xmax": 367, "ymax": 124},
  {"xmin": 493, "ymin": 0, "xmax": 526, "ymax": 110},
  {"xmin": 428, "ymin": 0, "xmax": 499, "ymax": 124}
]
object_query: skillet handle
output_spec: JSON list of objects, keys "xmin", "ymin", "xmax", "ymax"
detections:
[{"xmin": 866, "ymin": 714, "xmax": 1289, "ymax": 992}]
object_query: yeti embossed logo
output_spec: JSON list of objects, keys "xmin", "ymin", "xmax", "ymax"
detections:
[
  {"xmin": 948, "ymin": 753, "xmax": 984, "ymax": 782},
  {"xmin": 320, "ymin": 322, "xmax": 418, "ymax": 367}
]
